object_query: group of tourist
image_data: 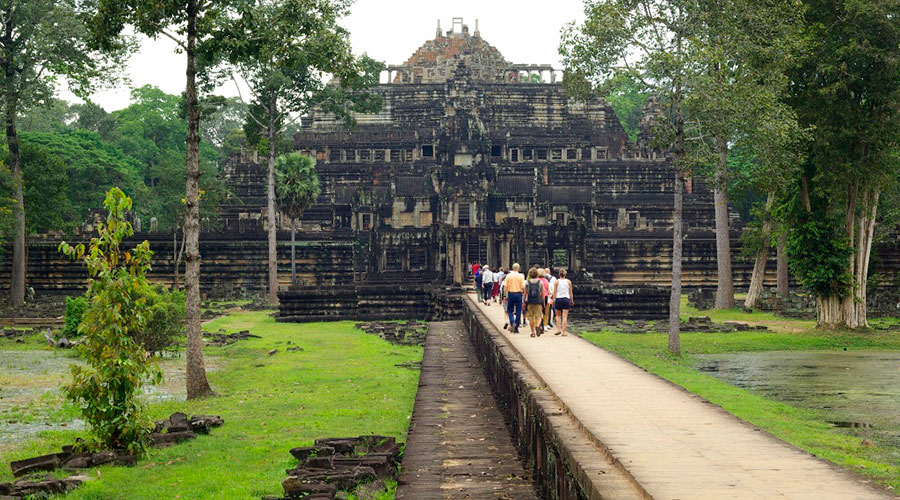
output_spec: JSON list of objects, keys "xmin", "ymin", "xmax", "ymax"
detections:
[{"xmin": 471, "ymin": 262, "xmax": 573, "ymax": 337}]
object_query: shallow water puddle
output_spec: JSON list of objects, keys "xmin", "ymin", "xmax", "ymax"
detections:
[
  {"xmin": 695, "ymin": 350, "xmax": 900, "ymax": 456},
  {"xmin": 0, "ymin": 349, "xmax": 213, "ymax": 451}
]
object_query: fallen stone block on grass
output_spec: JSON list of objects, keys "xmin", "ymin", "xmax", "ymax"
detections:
[
  {"xmin": 149, "ymin": 430, "xmax": 198, "ymax": 447},
  {"xmin": 281, "ymin": 478, "xmax": 336, "ymax": 497},
  {"xmin": 270, "ymin": 436, "xmax": 401, "ymax": 500},
  {"xmin": 9, "ymin": 452, "xmax": 68, "ymax": 478},
  {"xmin": 189, "ymin": 414, "xmax": 224, "ymax": 434},
  {"xmin": 355, "ymin": 322, "xmax": 428, "ymax": 346},
  {"xmin": 203, "ymin": 329, "xmax": 262, "ymax": 346},
  {"xmin": 289, "ymin": 445, "xmax": 336, "ymax": 461},
  {"xmin": 0, "ymin": 474, "xmax": 88, "ymax": 499},
  {"xmin": 62, "ymin": 450, "xmax": 135, "ymax": 471},
  {"xmin": 8, "ymin": 412, "xmax": 223, "ymax": 481}
]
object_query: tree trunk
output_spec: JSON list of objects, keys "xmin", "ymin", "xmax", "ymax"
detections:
[
  {"xmin": 172, "ymin": 225, "xmax": 185, "ymax": 290},
  {"xmin": 744, "ymin": 193, "xmax": 775, "ymax": 309},
  {"xmin": 667, "ymin": 72, "xmax": 685, "ymax": 356},
  {"xmin": 776, "ymin": 231, "xmax": 789, "ymax": 299},
  {"xmin": 172, "ymin": 227, "xmax": 178, "ymax": 289},
  {"xmin": 5, "ymin": 74, "xmax": 24, "ymax": 308},
  {"xmin": 184, "ymin": 0, "xmax": 213, "ymax": 400},
  {"xmin": 816, "ymin": 188, "xmax": 879, "ymax": 329},
  {"xmin": 266, "ymin": 106, "xmax": 279, "ymax": 304},
  {"xmin": 669, "ymin": 169, "xmax": 684, "ymax": 355},
  {"xmin": 713, "ymin": 136, "xmax": 734, "ymax": 309},
  {"xmin": 290, "ymin": 217, "xmax": 296, "ymax": 284}
]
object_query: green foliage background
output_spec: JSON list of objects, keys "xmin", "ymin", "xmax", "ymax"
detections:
[{"xmin": 0, "ymin": 86, "xmax": 237, "ymax": 240}]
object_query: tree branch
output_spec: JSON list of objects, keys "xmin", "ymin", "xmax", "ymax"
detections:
[
  {"xmin": 230, "ymin": 73, "xmax": 266, "ymax": 128},
  {"xmin": 159, "ymin": 29, "xmax": 187, "ymax": 51}
]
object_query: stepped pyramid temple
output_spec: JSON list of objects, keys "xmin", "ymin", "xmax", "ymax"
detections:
[{"xmin": 9, "ymin": 18, "xmax": 897, "ymax": 320}]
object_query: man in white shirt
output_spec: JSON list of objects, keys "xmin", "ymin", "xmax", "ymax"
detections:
[{"xmin": 481, "ymin": 266, "xmax": 493, "ymax": 305}]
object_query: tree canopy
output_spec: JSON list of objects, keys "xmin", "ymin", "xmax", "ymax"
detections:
[
  {"xmin": 784, "ymin": 0, "xmax": 900, "ymax": 327},
  {"xmin": 275, "ymin": 152, "xmax": 320, "ymax": 220}
]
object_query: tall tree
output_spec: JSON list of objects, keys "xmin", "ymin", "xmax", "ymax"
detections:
[
  {"xmin": 275, "ymin": 152, "xmax": 320, "ymax": 284},
  {"xmin": 0, "ymin": 0, "xmax": 127, "ymax": 307},
  {"xmin": 786, "ymin": 0, "xmax": 900, "ymax": 328},
  {"xmin": 562, "ymin": 0, "xmax": 693, "ymax": 355},
  {"xmin": 90, "ymin": 0, "xmax": 233, "ymax": 399},
  {"xmin": 210, "ymin": 0, "xmax": 382, "ymax": 304},
  {"xmin": 683, "ymin": 0, "xmax": 804, "ymax": 310}
]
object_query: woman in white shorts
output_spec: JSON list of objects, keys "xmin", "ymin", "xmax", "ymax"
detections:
[{"xmin": 551, "ymin": 268, "xmax": 573, "ymax": 336}]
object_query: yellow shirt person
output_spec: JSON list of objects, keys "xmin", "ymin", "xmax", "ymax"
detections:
[{"xmin": 503, "ymin": 269, "xmax": 525, "ymax": 293}]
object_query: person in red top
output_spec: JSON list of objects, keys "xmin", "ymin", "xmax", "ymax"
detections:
[{"xmin": 472, "ymin": 261, "xmax": 481, "ymax": 277}]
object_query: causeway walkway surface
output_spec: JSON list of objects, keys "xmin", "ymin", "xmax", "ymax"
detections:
[
  {"xmin": 472, "ymin": 296, "xmax": 895, "ymax": 500},
  {"xmin": 395, "ymin": 321, "xmax": 540, "ymax": 500}
]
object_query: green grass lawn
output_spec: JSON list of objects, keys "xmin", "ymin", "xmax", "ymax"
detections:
[
  {"xmin": 581, "ymin": 301, "xmax": 900, "ymax": 491},
  {"xmin": 1, "ymin": 311, "xmax": 422, "ymax": 499}
]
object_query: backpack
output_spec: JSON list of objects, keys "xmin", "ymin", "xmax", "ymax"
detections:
[
  {"xmin": 526, "ymin": 280, "xmax": 543, "ymax": 304},
  {"xmin": 475, "ymin": 271, "xmax": 482, "ymax": 285}
]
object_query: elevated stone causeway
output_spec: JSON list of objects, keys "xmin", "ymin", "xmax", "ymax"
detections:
[
  {"xmin": 395, "ymin": 321, "xmax": 540, "ymax": 499},
  {"xmin": 465, "ymin": 295, "xmax": 896, "ymax": 500}
]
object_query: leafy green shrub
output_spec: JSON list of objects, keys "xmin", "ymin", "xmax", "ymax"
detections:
[
  {"xmin": 63, "ymin": 295, "xmax": 88, "ymax": 337},
  {"xmin": 787, "ymin": 216, "xmax": 852, "ymax": 298},
  {"xmin": 59, "ymin": 188, "xmax": 161, "ymax": 455},
  {"xmin": 135, "ymin": 286, "xmax": 185, "ymax": 355}
]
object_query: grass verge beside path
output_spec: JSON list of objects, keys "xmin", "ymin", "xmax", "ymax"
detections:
[
  {"xmin": 581, "ymin": 315, "xmax": 900, "ymax": 492},
  {"xmin": 2, "ymin": 311, "xmax": 422, "ymax": 500}
]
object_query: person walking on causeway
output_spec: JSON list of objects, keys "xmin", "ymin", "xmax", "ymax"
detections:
[
  {"xmin": 474, "ymin": 264, "xmax": 484, "ymax": 302},
  {"xmin": 551, "ymin": 268, "xmax": 573, "ymax": 336},
  {"xmin": 502, "ymin": 263, "xmax": 525, "ymax": 333},
  {"xmin": 481, "ymin": 266, "xmax": 493, "ymax": 306},
  {"xmin": 525, "ymin": 268, "xmax": 547, "ymax": 337}
]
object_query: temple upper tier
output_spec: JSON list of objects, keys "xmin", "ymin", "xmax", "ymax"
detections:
[{"xmin": 385, "ymin": 17, "xmax": 559, "ymax": 84}]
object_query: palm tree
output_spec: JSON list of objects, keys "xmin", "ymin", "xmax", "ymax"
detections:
[{"xmin": 275, "ymin": 152, "xmax": 321, "ymax": 284}]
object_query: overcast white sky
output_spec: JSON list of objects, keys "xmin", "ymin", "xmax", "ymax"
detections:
[{"xmin": 79, "ymin": 0, "xmax": 587, "ymax": 111}]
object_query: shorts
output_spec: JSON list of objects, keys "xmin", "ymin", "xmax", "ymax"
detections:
[
  {"xmin": 526, "ymin": 304, "xmax": 543, "ymax": 326},
  {"xmin": 554, "ymin": 298, "xmax": 571, "ymax": 310}
]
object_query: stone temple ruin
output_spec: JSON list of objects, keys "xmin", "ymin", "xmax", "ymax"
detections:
[{"xmin": 4, "ymin": 18, "xmax": 899, "ymax": 320}]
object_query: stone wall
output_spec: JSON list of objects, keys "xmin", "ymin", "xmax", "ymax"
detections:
[
  {"xmin": 277, "ymin": 281, "xmax": 463, "ymax": 322},
  {"xmin": 462, "ymin": 299, "xmax": 646, "ymax": 500}
]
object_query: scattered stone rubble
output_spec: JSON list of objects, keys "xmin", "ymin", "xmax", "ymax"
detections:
[
  {"xmin": 4, "ymin": 413, "xmax": 223, "ymax": 499},
  {"xmin": 687, "ymin": 288, "xmax": 716, "ymax": 311},
  {"xmin": 755, "ymin": 288, "xmax": 816, "ymax": 319},
  {"xmin": 203, "ymin": 329, "xmax": 261, "ymax": 346},
  {"xmin": 265, "ymin": 436, "xmax": 401, "ymax": 500},
  {"xmin": 0, "ymin": 474, "xmax": 91, "ymax": 499},
  {"xmin": 41, "ymin": 329, "xmax": 76, "ymax": 349},
  {"xmin": 572, "ymin": 317, "xmax": 768, "ymax": 334},
  {"xmin": 673, "ymin": 316, "xmax": 768, "ymax": 333},
  {"xmin": 0, "ymin": 327, "xmax": 39, "ymax": 341},
  {"xmin": 355, "ymin": 321, "xmax": 428, "ymax": 346},
  {"xmin": 149, "ymin": 412, "xmax": 223, "ymax": 447}
]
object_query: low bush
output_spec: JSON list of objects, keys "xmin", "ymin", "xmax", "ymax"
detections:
[
  {"xmin": 136, "ymin": 286, "xmax": 185, "ymax": 355},
  {"xmin": 63, "ymin": 295, "xmax": 88, "ymax": 337}
]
